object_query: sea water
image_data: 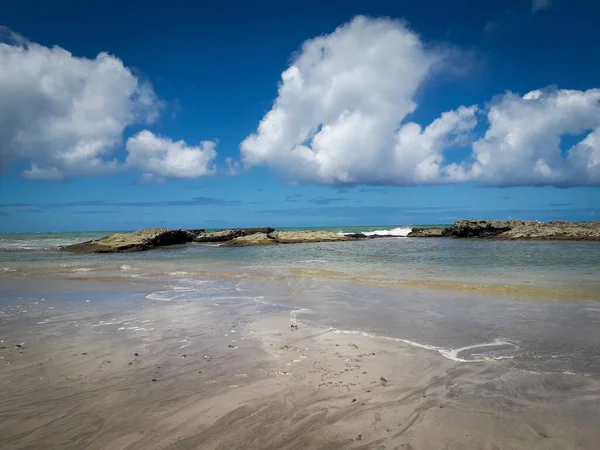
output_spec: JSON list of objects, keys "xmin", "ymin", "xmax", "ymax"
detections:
[{"xmin": 1, "ymin": 227, "xmax": 600, "ymax": 376}]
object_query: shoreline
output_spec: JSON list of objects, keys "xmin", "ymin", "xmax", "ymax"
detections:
[{"xmin": 1, "ymin": 297, "xmax": 599, "ymax": 449}]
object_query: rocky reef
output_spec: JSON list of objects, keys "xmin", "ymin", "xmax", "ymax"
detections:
[
  {"xmin": 62, "ymin": 220, "xmax": 600, "ymax": 253},
  {"xmin": 409, "ymin": 220, "xmax": 600, "ymax": 240},
  {"xmin": 63, "ymin": 227, "xmax": 359, "ymax": 253},
  {"xmin": 62, "ymin": 228, "xmax": 201, "ymax": 253}
]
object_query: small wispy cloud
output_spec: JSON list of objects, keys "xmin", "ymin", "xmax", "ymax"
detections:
[
  {"xmin": 307, "ymin": 197, "xmax": 347, "ymax": 205},
  {"xmin": 532, "ymin": 0, "xmax": 551, "ymax": 13},
  {"xmin": 550, "ymin": 202, "xmax": 572, "ymax": 206},
  {"xmin": 0, "ymin": 197, "xmax": 240, "ymax": 212}
]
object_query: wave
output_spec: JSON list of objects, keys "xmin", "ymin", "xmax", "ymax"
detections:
[
  {"xmin": 0, "ymin": 238, "xmax": 85, "ymax": 251},
  {"xmin": 339, "ymin": 227, "xmax": 413, "ymax": 237}
]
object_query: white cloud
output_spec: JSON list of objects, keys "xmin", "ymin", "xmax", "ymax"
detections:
[
  {"xmin": 0, "ymin": 33, "xmax": 163, "ymax": 180},
  {"xmin": 241, "ymin": 17, "xmax": 600, "ymax": 188},
  {"xmin": 241, "ymin": 16, "xmax": 475, "ymax": 185},
  {"xmin": 532, "ymin": 0, "xmax": 551, "ymax": 12},
  {"xmin": 125, "ymin": 131, "xmax": 217, "ymax": 179},
  {"xmin": 0, "ymin": 29, "xmax": 217, "ymax": 181},
  {"xmin": 456, "ymin": 88, "xmax": 600, "ymax": 187}
]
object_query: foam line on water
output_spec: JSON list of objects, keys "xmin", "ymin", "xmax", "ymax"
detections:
[
  {"xmin": 252, "ymin": 298, "xmax": 516, "ymax": 364},
  {"xmin": 332, "ymin": 329, "xmax": 517, "ymax": 363}
]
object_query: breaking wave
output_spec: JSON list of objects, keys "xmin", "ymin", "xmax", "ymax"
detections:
[{"xmin": 338, "ymin": 227, "xmax": 413, "ymax": 237}]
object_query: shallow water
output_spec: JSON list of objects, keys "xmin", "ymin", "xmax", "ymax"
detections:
[{"xmin": 1, "ymin": 228, "xmax": 600, "ymax": 377}]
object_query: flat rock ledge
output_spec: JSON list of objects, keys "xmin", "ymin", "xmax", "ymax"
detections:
[
  {"xmin": 407, "ymin": 220, "xmax": 600, "ymax": 240},
  {"xmin": 62, "ymin": 228, "xmax": 202, "ymax": 253}
]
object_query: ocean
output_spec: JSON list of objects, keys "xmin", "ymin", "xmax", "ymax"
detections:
[{"xmin": 1, "ymin": 226, "xmax": 600, "ymax": 376}]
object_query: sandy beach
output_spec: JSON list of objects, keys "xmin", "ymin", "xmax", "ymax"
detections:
[{"xmin": 2, "ymin": 284, "xmax": 599, "ymax": 450}]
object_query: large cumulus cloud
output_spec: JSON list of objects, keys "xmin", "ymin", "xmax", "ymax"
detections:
[{"xmin": 0, "ymin": 28, "xmax": 216, "ymax": 180}]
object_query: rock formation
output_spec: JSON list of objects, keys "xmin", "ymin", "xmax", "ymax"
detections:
[
  {"xmin": 194, "ymin": 228, "xmax": 275, "ymax": 242},
  {"xmin": 62, "ymin": 220, "xmax": 600, "ymax": 253},
  {"xmin": 434, "ymin": 220, "xmax": 600, "ymax": 240},
  {"xmin": 268, "ymin": 230, "xmax": 352, "ymax": 244},
  {"xmin": 406, "ymin": 227, "xmax": 445, "ymax": 237},
  {"xmin": 62, "ymin": 228, "xmax": 201, "ymax": 253},
  {"xmin": 220, "ymin": 233, "xmax": 276, "ymax": 247}
]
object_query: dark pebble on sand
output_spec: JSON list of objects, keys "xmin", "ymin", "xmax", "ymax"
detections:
[
  {"xmin": 366, "ymin": 390, "xmax": 371, "ymax": 393},
  {"xmin": 357, "ymin": 434, "xmax": 362, "ymax": 441},
  {"xmin": 134, "ymin": 353, "xmax": 139, "ymax": 356},
  {"xmin": 81, "ymin": 352, "xmax": 87, "ymax": 355},
  {"xmin": 152, "ymin": 378, "xmax": 157, "ymax": 382},
  {"xmin": 380, "ymin": 377, "xmax": 387, "ymax": 382},
  {"xmin": 352, "ymin": 398, "xmax": 357, "ymax": 402}
]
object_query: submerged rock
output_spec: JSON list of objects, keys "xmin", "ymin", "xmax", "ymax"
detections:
[
  {"xmin": 62, "ymin": 228, "xmax": 200, "ymax": 253},
  {"xmin": 194, "ymin": 227, "xmax": 275, "ymax": 242},
  {"xmin": 406, "ymin": 227, "xmax": 444, "ymax": 237}
]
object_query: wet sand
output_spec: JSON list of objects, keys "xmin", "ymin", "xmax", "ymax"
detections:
[{"xmin": 1, "ymin": 294, "xmax": 599, "ymax": 450}]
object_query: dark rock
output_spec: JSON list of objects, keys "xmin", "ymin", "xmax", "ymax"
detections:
[
  {"xmin": 407, "ymin": 227, "xmax": 444, "ymax": 237},
  {"xmin": 442, "ymin": 220, "xmax": 512, "ymax": 238},
  {"xmin": 344, "ymin": 233, "xmax": 368, "ymax": 239},
  {"xmin": 441, "ymin": 219, "xmax": 600, "ymax": 240}
]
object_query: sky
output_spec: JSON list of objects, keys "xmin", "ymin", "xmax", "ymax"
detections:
[{"xmin": 1, "ymin": 0, "xmax": 599, "ymax": 232}]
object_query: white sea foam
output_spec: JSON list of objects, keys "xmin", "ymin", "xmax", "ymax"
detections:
[
  {"xmin": 290, "ymin": 308, "xmax": 309, "ymax": 324},
  {"xmin": 338, "ymin": 227, "xmax": 413, "ymax": 237},
  {"xmin": 1, "ymin": 267, "xmax": 17, "ymax": 272},
  {"xmin": 120, "ymin": 264, "xmax": 135, "ymax": 271},
  {"xmin": 332, "ymin": 329, "xmax": 517, "ymax": 363},
  {"xmin": 72, "ymin": 268, "xmax": 92, "ymax": 272}
]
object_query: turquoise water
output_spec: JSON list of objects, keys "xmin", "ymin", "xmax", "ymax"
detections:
[
  {"xmin": 1, "ymin": 228, "xmax": 599, "ymax": 293},
  {"xmin": 1, "ymin": 228, "xmax": 600, "ymax": 376}
]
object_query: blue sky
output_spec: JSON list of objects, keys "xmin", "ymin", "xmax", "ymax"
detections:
[{"xmin": 1, "ymin": 0, "xmax": 599, "ymax": 231}]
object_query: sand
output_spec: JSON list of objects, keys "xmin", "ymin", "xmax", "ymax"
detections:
[{"xmin": 1, "ymin": 296, "xmax": 600, "ymax": 450}]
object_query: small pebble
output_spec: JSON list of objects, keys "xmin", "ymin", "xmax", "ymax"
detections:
[{"xmin": 151, "ymin": 378, "xmax": 157, "ymax": 382}]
